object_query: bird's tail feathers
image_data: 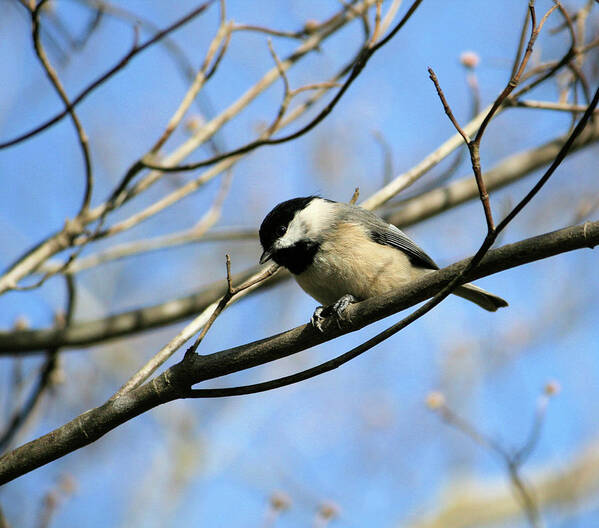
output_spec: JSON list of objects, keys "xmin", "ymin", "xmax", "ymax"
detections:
[{"xmin": 453, "ymin": 283, "xmax": 508, "ymax": 312}]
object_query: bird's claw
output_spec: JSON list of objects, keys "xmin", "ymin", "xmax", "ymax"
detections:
[
  {"xmin": 311, "ymin": 306, "xmax": 328, "ymax": 332},
  {"xmin": 332, "ymin": 294, "xmax": 356, "ymax": 321},
  {"xmin": 310, "ymin": 294, "xmax": 357, "ymax": 332}
]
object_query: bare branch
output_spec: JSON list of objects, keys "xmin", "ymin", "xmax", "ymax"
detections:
[
  {"xmin": 388, "ymin": 116, "xmax": 599, "ymax": 228},
  {"xmin": 111, "ymin": 262, "xmax": 280, "ymax": 398},
  {"xmin": 427, "ymin": 68, "xmax": 471, "ymax": 143},
  {"xmin": 0, "ymin": 275, "xmax": 75, "ymax": 451},
  {"xmin": 508, "ymin": 99, "xmax": 599, "ymax": 113},
  {"xmin": 186, "ymin": 258, "xmax": 279, "ymax": 357},
  {"xmin": 511, "ymin": 4, "xmax": 531, "ymax": 80},
  {"xmin": 0, "ymin": 1, "xmax": 216, "ymax": 150},
  {"xmin": 136, "ymin": 0, "xmax": 424, "ymax": 175},
  {"xmin": 31, "ymin": 0, "xmax": 93, "ymax": 214},
  {"xmin": 1, "ymin": 219, "xmax": 598, "ymax": 484},
  {"xmin": 232, "ymin": 23, "xmax": 306, "ymax": 40}
]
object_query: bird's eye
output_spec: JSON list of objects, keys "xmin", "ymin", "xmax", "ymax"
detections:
[{"xmin": 276, "ymin": 225, "xmax": 287, "ymax": 237}]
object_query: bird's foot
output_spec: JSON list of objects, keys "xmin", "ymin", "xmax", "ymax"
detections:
[
  {"xmin": 310, "ymin": 294, "xmax": 357, "ymax": 332},
  {"xmin": 311, "ymin": 306, "xmax": 328, "ymax": 332}
]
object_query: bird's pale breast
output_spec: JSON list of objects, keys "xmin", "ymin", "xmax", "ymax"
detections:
[{"xmin": 295, "ymin": 222, "xmax": 426, "ymax": 305}]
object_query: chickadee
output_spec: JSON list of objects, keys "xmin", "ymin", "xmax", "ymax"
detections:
[{"xmin": 259, "ymin": 196, "xmax": 507, "ymax": 329}]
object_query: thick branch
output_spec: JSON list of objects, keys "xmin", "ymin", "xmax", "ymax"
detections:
[
  {"xmin": 0, "ymin": 220, "xmax": 597, "ymax": 483},
  {"xmin": 0, "ymin": 265, "xmax": 283, "ymax": 354},
  {"xmin": 0, "ymin": 372, "xmax": 181, "ymax": 485},
  {"xmin": 176, "ymin": 221, "xmax": 598, "ymax": 386}
]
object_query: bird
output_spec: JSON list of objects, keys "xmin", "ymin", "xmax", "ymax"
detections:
[{"xmin": 258, "ymin": 196, "xmax": 507, "ymax": 330}]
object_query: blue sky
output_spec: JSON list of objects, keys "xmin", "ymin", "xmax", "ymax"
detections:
[{"xmin": 1, "ymin": 1, "xmax": 598, "ymax": 527}]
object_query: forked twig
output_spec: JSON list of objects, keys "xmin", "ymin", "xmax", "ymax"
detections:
[
  {"xmin": 428, "ymin": 1, "xmax": 559, "ymax": 234},
  {"xmin": 186, "ymin": 257, "xmax": 280, "ymax": 356},
  {"xmin": 426, "ymin": 387, "xmax": 559, "ymax": 528},
  {"xmin": 31, "ymin": 0, "xmax": 93, "ymax": 215},
  {"xmin": 0, "ymin": 0, "xmax": 216, "ymax": 150},
  {"xmin": 138, "ymin": 0, "xmax": 424, "ymax": 174},
  {"xmin": 112, "ymin": 259, "xmax": 280, "ymax": 398}
]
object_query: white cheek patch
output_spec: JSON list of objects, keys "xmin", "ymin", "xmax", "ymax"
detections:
[
  {"xmin": 275, "ymin": 218, "xmax": 306, "ymax": 249},
  {"xmin": 274, "ymin": 198, "xmax": 337, "ymax": 250},
  {"xmin": 301, "ymin": 199, "xmax": 335, "ymax": 231}
]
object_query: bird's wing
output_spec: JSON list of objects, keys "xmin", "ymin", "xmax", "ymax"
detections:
[{"xmin": 369, "ymin": 222, "xmax": 439, "ymax": 270}]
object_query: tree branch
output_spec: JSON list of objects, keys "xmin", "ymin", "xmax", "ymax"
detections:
[
  {"xmin": 0, "ymin": 0, "xmax": 216, "ymax": 150},
  {"xmin": 135, "ymin": 0, "xmax": 424, "ymax": 175},
  {"xmin": 31, "ymin": 0, "xmax": 93, "ymax": 214},
  {"xmin": 0, "ymin": 265, "xmax": 284, "ymax": 354},
  {"xmin": 388, "ymin": 115, "xmax": 599, "ymax": 227},
  {"xmin": 1, "ymin": 219, "xmax": 597, "ymax": 484}
]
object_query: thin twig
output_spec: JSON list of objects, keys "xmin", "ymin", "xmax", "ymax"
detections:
[
  {"xmin": 137, "ymin": 0, "xmax": 424, "ymax": 174},
  {"xmin": 149, "ymin": 9, "xmax": 232, "ymax": 154},
  {"xmin": 0, "ymin": 0, "xmax": 216, "ymax": 150},
  {"xmin": 369, "ymin": 0, "xmax": 383, "ymax": 46},
  {"xmin": 507, "ymin": 99, "xmax": 599, "ymax": 113},
  {"xmin": 232, "ymin": 23, "xmax": 306, "ymax": 40},
  {"xmin": 31, "ymin": 0, "xmax": 93, "ymax": 214},
  {"xmin": 0, "ymin": 275, "xmax": 75, "ymax": 451},
  {"xmin": 427, "ymin": 68, "xmax": 470, "ymax": 143},
  {"xmin": 511, "ymin": 5, "xmax": 531, "ymax": 80},
  {"xmin": 111, "ymin": 262, "xmax": 280, "ymax": 398},
  {"xmin": 427, "ymin": 68, "xmax": 494, "ymax": 231},
  {"xmin": 187, "ymin": 258, "xmax": 280, "ymax": 355}
]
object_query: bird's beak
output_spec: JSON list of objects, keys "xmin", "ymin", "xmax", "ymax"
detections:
[{"xmin": 259, "ymin": 249, "xmax": 272, "ymax": 265}]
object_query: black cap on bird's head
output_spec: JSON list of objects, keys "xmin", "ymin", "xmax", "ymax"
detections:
[
  {"xmin": 258, "ymin": 196, "xmax": 329, "ymax": 274},
  {"xmin": 259, "ymin": 196, "xmax": 317, "ymax": 263}
]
